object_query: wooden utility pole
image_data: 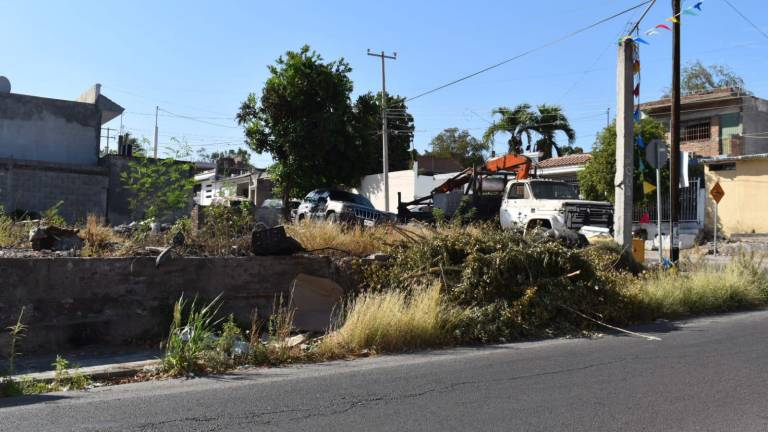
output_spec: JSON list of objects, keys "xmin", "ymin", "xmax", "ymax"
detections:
[
  {"xmin": 153, "ymin": 105, "xmax": 159, "ymax": 160},
  {"xmin": 614, "ymin": 40, "xmax": 635, "ymax": 248},
  {"xmin": 367, "ymin": 49, "xmax": 397, "ymax": 212},
  {"xmin": 669, "ymin": 0, "xmax": 681, "ymax": 262}
]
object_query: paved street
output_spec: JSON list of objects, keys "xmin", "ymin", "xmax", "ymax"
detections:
[{"xmin": 2, "ymin": 310, "xmax": 767, "ymax": 432}]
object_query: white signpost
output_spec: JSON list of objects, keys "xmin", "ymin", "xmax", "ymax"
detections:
[
  {"xmin": 646, "ymin": 139, "xmax": 669, "ymax": 263},
  {"xmin": 710, "ymin": 182, "xmax": 725, "ymax": 255}
]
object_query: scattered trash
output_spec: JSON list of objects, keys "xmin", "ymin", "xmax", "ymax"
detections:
[{"xmin": 29, "ymin": 226, "xmax": 84, "ymax": 251}]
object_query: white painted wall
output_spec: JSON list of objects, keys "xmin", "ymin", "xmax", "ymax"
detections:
[{"xmin": 356, "ymin": 168, "xmax": 458, "ymax": 211}]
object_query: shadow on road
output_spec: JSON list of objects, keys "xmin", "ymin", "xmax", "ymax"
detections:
[{"xmin": 0, "ymin": 393, "xmax": 67, "ymax": 409}]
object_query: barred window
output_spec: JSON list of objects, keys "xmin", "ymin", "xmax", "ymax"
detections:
[{"xmin": 682, "ymin": 121, "xmax": 710, "ymax": 142}]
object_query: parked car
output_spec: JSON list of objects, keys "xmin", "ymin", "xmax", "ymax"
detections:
[{"xmin": 295, "ymin": 189, "xmax": 395, "ymax": 226}]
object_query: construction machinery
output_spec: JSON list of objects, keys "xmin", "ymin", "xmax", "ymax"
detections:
[{"xmin": 397, "ymin": 153, "xmax": 533, "ymax": 222}]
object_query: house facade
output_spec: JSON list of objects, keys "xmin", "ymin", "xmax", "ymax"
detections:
[
  {"xmin": 640, "ymin": 87, "xmax": 768, "ymax": 158},
  {"xmin": 0, "ymin": 81, "xmax": 123, "ymax": 222}
]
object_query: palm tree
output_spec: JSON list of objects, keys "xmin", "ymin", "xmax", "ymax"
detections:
[
  {"xmin": 530, "ymin": 104, "xmax": 575, "ymax": 161},
  {"xmin": 482, "ymin": 103, "xmax": 536, "ymax": 155},
  {"xmin": 483, "ymin": 103, "xmax": 575, "ymax": 161}
]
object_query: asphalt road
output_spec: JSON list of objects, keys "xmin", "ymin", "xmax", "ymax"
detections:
[{"xmin": 2, "ymin": 310, "xmax": 767, "ymax": 432}]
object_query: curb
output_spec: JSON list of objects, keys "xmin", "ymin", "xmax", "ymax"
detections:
[{"xmin": 9, "ymin": 359, "xmax": 161, "ymax": 383}]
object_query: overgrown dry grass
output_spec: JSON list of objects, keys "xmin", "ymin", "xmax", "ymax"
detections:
[
  {"xmin": 0, "ymin": 213, "xmax": 28, "ymax": 248},
  {"xmin": 316, "ymin": 284, "xmax": 461, "ymax": 358},
  {"xmin": 81, "ymin": 214, "xmax": 121, "ymax": 256},
  {"xmin": 625, "ymin": 253, "xmax": 768, "ymax": 320},
  {"xmin": 286, "ymin": 221, "xmax": 434, "ymax": 256}
]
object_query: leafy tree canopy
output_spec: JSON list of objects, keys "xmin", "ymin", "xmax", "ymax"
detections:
[
  {"xmin": 237, "ymin": 45, "xmax": 367, "ymax": 207},
  {"xmin": 578, "ymin": 117, "xmax": 667, "ymax": 204},
  {"xmin": 663, "ymin": 61, "xmax": 747, "ymax": 96},
  {"xmin": 353, "ymin": 91, "xmax": 414, "ymax": 174},
  {"xmin": 426, "ymin": 128, "xmax": 489, "ymax": 168},
  {"xmin": 197, "ymin": 148, "xmax": 252, "ymax": 165}
]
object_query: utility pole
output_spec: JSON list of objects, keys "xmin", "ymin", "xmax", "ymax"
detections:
[
  {"xmin": 614, "ymin": 40, "xmax": 635, "ymax": 249},
  {"xmin": 669, "ymin": 0, "xmax": 681, "ymax": 263},
  {"xmin": 606, "ymin": 107, "xmax": 611, "ymax": 128},
  {"xmin": 153, "ymin": 105, "xmax": 159, "ymax": 159},
  {"xmin": 367, "ymin": 49, "xmax": 397, "ymax": 212},
  {"xmin": 101, "ymin": 127, "xmax": 116, "ymax": 155}
]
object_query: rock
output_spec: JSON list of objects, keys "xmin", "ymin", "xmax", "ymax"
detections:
[
  {"xmin": 29, "ymin": 226, "xmax": 83, "ymax": 251},
  {"xmin": 364, "ymin": 252, "xmax": 391, "ymax": 262},
  {"xmin": 284, "ymin": 333, "xmax": 308, "ymax": 348},
  {"xmin": 289, "ymin": 274, "xmax": 344, "ymax": 332},
  {"xmin": 251, "ymin": 225, "xmax": 304, "ymax": 256}
]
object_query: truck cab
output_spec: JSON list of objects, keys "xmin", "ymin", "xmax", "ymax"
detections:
[{"xmin": 501, "ymin": 179, "xmax": 613, "ymax": 239}]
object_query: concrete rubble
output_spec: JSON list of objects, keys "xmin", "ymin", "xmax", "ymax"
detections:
[{"xmin": 29, "ymin": 226, "xmax": 84, "ymax": 251}]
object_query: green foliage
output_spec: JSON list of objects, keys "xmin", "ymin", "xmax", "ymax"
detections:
[
  {"xmin": 41, "ymin": 200, "xmax": 67, "ymax": 226},
  {"xmin": 426, "ymin": 128, "xmax": 489, "ymax": 168},
  {"xmin": 120, "ymin": 156, "xmax": 195, "ymax": 221},
  {"xmin": 237, "ymin": 45, "xmax": 367, "ymax": 203},
  {"xmin": 578, "ymin": 117, "xmax": 667, "ymax": 204},
  {"xmin": 162, "ymin": 294, "xmax": 224, "ymax": 375},
  {"xmin": 201, "ymin": 203, "xmax": 253, "ymax": 255},
  {"xmin": 0, "ymin": 209, "xmax": 26, "ymax": 248},
  {"xmin": 483, "ymin": 104, "xmax": 575, "ymax": 160},
  {"xmin": 668, "ymin": 61, "xmax": 747, "ymax": 96},
  {"xmin": 354, "ymin": 91, "xmax": 415, "ymax": 174},
  {"xmin": 216, "ymin": 314, "xmax": 243, "ymax": 355},
  {"xmin": 52, "ymin": 356, "xmax": 89, "ymax": 391},
  {"xmin": 6, "ymin": 307, "xmax": 27, "ymax": 376}
]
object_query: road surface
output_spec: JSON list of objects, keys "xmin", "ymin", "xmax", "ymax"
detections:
[{"xmin": 2, "ymin": 310, "xmax": 767, "ymax": 431}]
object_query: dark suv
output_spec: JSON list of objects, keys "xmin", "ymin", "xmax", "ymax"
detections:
[{"xmin": 295, "ymin": 189, "xmax": 395, "ymax": 226}]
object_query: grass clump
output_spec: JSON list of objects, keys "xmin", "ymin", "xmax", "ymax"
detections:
[
  {"xmin": 0, "ymin": 207, "xmax": 27, "ymax": 248},
  {"xmin": 81, "ymin": 214, "xmax": 119, "ymax": 256},
  {"xmin": 626, "ymin": 253, "xmax": 768, "ymax": 320},
  {"xmin": 286, "ymin": 221, "xmax": 429, "ymax": 256},
  {"xmin": 317, "ymin": 284, "xmax": 461, "ymax": 358},
  {"xmin": 162, "ymin": 294, "xmax": 224, "ymax": 375}
]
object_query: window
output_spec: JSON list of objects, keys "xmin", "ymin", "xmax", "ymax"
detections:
[
  {"xmin": 682, "ymin": 121, "xmax": 710, "ymax": 142},
  {"xmin": 507, "ymin": 183, "xmax": 526, "ymax": 199},
  {"xmin": 529, "ymin": 181, "xmax": 579, "ymax": 200},
  {"xmin": 328, "ymin": 190, "xmax": 374, "ymax": 208}
]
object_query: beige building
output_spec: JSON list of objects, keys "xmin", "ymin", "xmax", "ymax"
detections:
[{"xmin": 703, "ymin": 153, "xmax": 768, "ymax": 237}]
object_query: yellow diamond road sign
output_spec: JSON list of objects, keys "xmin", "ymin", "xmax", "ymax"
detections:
[{"xmin": 710, "ymin": 182, "xmax": 725, "ymax": 204}]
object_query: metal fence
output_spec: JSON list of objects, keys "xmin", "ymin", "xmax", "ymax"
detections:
[{"xmin": 633, "ymin": 179, "xmax": 700, "ymax": 223}]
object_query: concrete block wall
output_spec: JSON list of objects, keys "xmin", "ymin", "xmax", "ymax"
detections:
[
  {"xmin": 0, "ymin": 158, "xmax": 108, "ymax": 222},
  {"xmin": 0, "ymin": 255, "xmax": 347, "ymax": 356}
]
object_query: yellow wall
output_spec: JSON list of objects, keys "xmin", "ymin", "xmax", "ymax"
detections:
[{"xmin": 705, "ymin": 159, "xmax": 768, "ymax": 236}]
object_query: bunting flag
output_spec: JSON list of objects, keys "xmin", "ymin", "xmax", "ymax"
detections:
[
  {"xmin": 682, "ymin": 8, "xmax": 698, "ymax": 16},
  {"xmin": 666, "ymin": 16, "xmax": 679, "ymax": 23},
  {"xmin": 633, "ymin": 60, "xmax": 641, "ymax": 73},
  {"xmin": 635, "ymin": 37, "xmax": 650, "ymax": 45},
  {"xmin": 656, "ymin": 24, "xmax": 672, "ymax": 31},
  {"xmin": 639, "ymin": 158, "xmax": 646, "ymax": 171},
  {"xmin": 634, "ymin": 108, "xmax": 641, "ymax": 122},
  {"xmin": 645, "ymin": 29, "xmax": 659, "ymax": 36},
  {"xmin": 693, "ymin": 1, "xmax": 704, "ymax": 11},
  {"xmin": 643, "ymin": 181, "xmax": 657, "ymax": 195},
  {"xmin": 626, "ymin": 3, "xmax": 704, "ymax": 47},
  {"xmin": 636, "ymin": 135, "xmax": 645, "ymax": 149},
  {"xmin": 633, "ymin": 83, "xmax": 640, "ymax": 96}
]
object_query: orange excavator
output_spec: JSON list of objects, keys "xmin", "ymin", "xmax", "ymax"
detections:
[{"xmin": 397, "ymin": 153, "xmax": 533, "ymax": 221}]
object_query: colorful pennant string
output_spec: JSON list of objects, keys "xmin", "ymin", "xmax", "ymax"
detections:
[
  {"xmin": 620, "ymin": 2, "xmax": 704, "ymax": 46},
  {"xmin": 643, "ymin": 181, "xmax": 657, "ymax": 194}
]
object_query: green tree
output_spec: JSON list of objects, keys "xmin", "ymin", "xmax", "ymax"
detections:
[
  {"xmin": 237, "ymin": 46, "xmax": 366, "ymax": 213},
  {"xmin": 427, "ymin": 128, "xmax": 489, "ymax": 168},
  {"xmin": 197, "ymin": 148, "xmax": 252, "ymax": 165},
  {"xmin": 578, "ymin": 117, "xmax": 667, "ymax": 204},
  {"xmin": 664, "ymin": 61, "xmax": 747, "ymax": 96},
  {"xmin": 353, "ymin": 92, "xmax": 414, "ymax": 174},
  {"xmin": 120, "ymin": 156, "xmax": 195, "ymax": 221},
  {"xmin": 483, "ymin": 104, "xmax": 575, "ymax": 160}
]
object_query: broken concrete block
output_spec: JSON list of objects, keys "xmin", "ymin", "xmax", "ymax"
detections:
[
  {"xmin": 289, "ymin": 274, "xmax": 344, "ymax": 332},
  {"xmin": 251, "ymin": 225, "xmax": 304, "ymax": 256},
  {"xmin": 29, "ymin": 226, "xmax": 84, "ymax": 251}
]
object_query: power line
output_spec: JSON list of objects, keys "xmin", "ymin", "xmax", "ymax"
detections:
[
  {"xmin": 158, "ymin": 108, "xmax": 239, "ymax": 129},
  {"xmin": 405, "ymin": 0, "xmax": 653, "ymax": 102},
  {"xmin": 721, "ymin": 0, "xmax": 768, "ymax": 41}
]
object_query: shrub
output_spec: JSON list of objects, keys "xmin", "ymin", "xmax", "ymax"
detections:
[
  {"xmin": 81, "ymin": 214, "xmax": 118, "ymax": 256},
  {"xmin": 162, "ymin": 294, "xmax": 223, "ymax": 375}
]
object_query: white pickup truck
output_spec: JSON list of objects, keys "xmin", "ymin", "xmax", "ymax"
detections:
[{"xmin": 500, "ymin": 179, "xmax": 613, "ymax": 240}]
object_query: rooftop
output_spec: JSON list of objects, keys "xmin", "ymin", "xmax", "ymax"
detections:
[
  {"xmin": 535, "ymin": 153, "xmax": 592, "ymax": 169},
  {"xmin": 639, "ymin": 87, "xmax": 752, "ymax": 114}
]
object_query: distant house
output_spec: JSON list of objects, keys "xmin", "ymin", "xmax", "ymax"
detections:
[
  {"xmin": 0, "ymin": 81, "xmax": 123, "ymax": 221},
  {"xmin": 194, "ymin": 165, "xmax": 272, "ymax": 207},
  {"xmin": 640, "ymin": 87, "xmax": 768, "ymax": 158},
  {"xmin": 534, "ymin": 153, "xmax": 592, "ymax": 188}
]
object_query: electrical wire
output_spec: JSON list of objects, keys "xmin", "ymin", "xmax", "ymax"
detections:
[
  {"xmin": 405, "ymin": 0, "xmax": 653, "ymax": 102},
  {"xmin": 721, "ymin": 0, "xmax": 768, "ymax": 42}
]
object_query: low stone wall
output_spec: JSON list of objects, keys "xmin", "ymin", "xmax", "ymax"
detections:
[{"xmin": 0, "ymin": 255, "xmax": 344, "ymax": 356}]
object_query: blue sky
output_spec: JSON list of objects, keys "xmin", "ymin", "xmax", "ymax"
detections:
[{"xmin": 3, "ymin": 0, "xmax": 767, "ymax": 167}]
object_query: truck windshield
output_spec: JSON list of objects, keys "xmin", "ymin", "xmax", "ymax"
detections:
[
  {"xmin": 328, "ymin": 191, "xmax": 374, "ymax": 208},
  {"xmin": 529, "ymin": 181, "xmax": 579, "ymax": 200}
]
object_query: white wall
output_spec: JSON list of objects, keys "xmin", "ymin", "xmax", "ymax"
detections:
[{"xmin": 356, "ymin": 169, "xmax": 458, "ymax": 211}]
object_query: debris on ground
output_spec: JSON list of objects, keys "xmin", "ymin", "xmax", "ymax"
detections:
[
  {"xmin": 290, "ymin": 273, "xmax": 344, "ymax": 331},
  {"xmin": 29, "ymin": 226, "xmax": 84, "ymax": 251},
  {"xmin": 251, "ymin": 225, "xmax": 304, "ymax": 256}
]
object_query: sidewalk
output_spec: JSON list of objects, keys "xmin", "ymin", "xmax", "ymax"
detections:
[{"xmin": 3, "ymin": 347, "xmax": 161, "ymax": 382}]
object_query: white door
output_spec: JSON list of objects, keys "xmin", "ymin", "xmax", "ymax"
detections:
[{"xmin": 501, "ymin": 182, "xmax": 526, "ymax": 228}]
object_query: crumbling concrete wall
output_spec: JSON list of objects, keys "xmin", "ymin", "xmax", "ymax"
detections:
[
  {"xmin": 0, "ymin": 157, "xmax": 108, "ymax": 222},
  {"xmin": 0, "ymin": 255, "xmax": 346, "ymax": 356}
]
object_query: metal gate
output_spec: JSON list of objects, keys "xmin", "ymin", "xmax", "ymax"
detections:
[{"xmin": 633, "ymin": 179, "xmax": 700, "ymax": 223}]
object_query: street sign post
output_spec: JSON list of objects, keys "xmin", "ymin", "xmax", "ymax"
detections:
[
  {"xmin": 647, "ymin": 139, "xmax": 669, "ymax": 263},
  {"xmin": 710, "ymin": 182, "xmax": 725, "ymax": 255}
]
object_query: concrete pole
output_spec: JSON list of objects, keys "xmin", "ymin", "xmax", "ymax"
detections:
[
  {"xmin": 614, "ymin": 40, "xmax": 635, "ymax": 248},
  {"xmin": 380, "ymin": 53, "xmax": 390, "ymax": 213},
  {"xmin": 669, "ymin": 0, "xmax": 682, "ymax": 262},
  {"xmin": 153, "ymin": 105, "xmax": 159, "ymax": 159}
]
